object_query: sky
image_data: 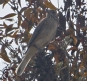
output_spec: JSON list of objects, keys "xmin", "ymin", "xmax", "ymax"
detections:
[{"xmin": 0, "ymin": 0, "xmax": 63, "ymax": 72}]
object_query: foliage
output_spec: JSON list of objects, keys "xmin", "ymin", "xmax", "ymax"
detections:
[{"xmin": 0, "ymin": 0, "xmax": 87, "ymax": 81}]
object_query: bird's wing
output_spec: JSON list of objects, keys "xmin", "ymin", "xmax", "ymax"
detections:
[{"xmin": 28, "ymin": 17, "xmax": 47, "ymax": 48}]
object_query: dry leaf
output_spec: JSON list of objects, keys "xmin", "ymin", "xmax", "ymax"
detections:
[
  {"xmin": 24, "ymin": 8, "xmax": 32, "ymax": 17},
  {"xmin": 0, "ymin": 48, "xmax": 11, "ymax": 63},
  {"xmin": 3, "ymin": 22, "xmax": 15, "ymax": 34},
  {"xmin": 3, "ymin": 0, "xmax": 10, "ymax": 7},
  {"xmin": 20, "ymin": 7, "xmax": 27, "ymax": 13},
  {"xmin": 9, "ymin": 30, "xmax": 18, "ymax": 38},
  {"xmin": 43, "ymin": 1, "xmax": 57, "ymax": 10},
  {"xmin": 1, "ymin": 13, "xmax": 16, "ymax": 19},
  {"xmin": 81, "ymin": 27, "xmax": 87, "ymax": 32},
  {"xmin": 84, "ymin": 72, "xmax": 87, "ymax": 76},
  {"xmin": 48, "ymin": 43, "xmax": 57, "ymax": 51},
  {"xmin": 0, "ymin": 0, "xmax": 4, "ymax": 4},
  {"xmin": 70, "ymin": 35, "xmax": 78, "ymax": 45},
  {"xmin": 66, "ymin": 28, "xmax": 75, "ymax": 36},
  {"xmin": 68, "ymin": 46, "xmax": 78, "ymax": 52},
  {"xmin": 18, "ymin": 14, "xmax": 22, "ymax": 27},
  {"xmin": 54, "ymin": 53, "xmax": 59, "ymax": 63},
  {"xmin": 82, "ymin": 54, "xmax": 87, "ymax": 66},
  {"xmin": 5, "ymin": 18, "xmax": 14, "ymax": 21}
]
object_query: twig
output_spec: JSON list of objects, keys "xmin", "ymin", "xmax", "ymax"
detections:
[{"xmin": 57, "ymin": 0, "xmax": 59, "ymax": 9}]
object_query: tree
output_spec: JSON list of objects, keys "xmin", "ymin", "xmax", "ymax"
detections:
[{"xmin": 0, "ymin": 0, "xmax": 87, "ymax": 81}]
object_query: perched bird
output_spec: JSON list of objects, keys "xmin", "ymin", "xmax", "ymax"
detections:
[{"xmin": 15, "ymin": 9, "xmax": 59, "ymax": 76}]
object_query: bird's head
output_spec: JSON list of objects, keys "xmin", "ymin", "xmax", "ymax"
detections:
[{"xmin": 46, "ymin": 9, "xmax": 58, "ymax": 21}]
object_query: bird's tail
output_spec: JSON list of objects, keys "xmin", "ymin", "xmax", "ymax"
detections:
[{"xmin": 15, "ymin": 46, "xmax": 37, "ymax": 76}]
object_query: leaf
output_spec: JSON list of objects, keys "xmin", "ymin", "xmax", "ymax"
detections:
[
  {"xmin": 21, "ymin": 19, "xmax": 32, "ymax": 31},
  {"xmin": 0, "ymin": 0, "xmax": 9, "ymax": 5},
  {"xmin": 1, "ymin": 13, "xmax": 16, "ymax": 19},
  {"xmin": 0, "ymin": 46, "xmax": 11, "ymax": 63},
  {"xmin": 20, "ymin": 31, "xmax": 32, "ymax": 43},
  {"xmin": 56, "ymin": 62, "xmax": 63, "ymax": 68},
  {"xmin": 43, "ymin": 1, "xmax": 57, "ymax": 10},
  {"xmin": 5, "ymin": 18, "xmax": 14, "ymax": 21},
  {"xmin": 82, "ymin": 54, "xmax": 87, "ymax": 66},
  {"xmin": 0, "ymin": 24, "xmax": 3, "ymax": 26},
  {"xmin": 31, "ymin": 16, "xmax": 36, "ymax": 23},
  {"xmin": 0, "ymin": 30, "xmax": 3, "ymax": 35},
  {"xmin": 54, "ymin": 53, "xmax": 59, "ymax": 63},
  {"xmin": 18, "ymin": 14, "xmax": 22, "ymax": 27},
  {"xmin": 48, "ymin": 43, "xmax": 56, "ymax": 51},
  {"xmin": 6, "ymin": 31, "xmax": 14, "ymax": 36},
  {"xmin": 66, "ymin": 28, "xmax": 75, "ymax": 36},
  {"xmin": 0, "ymin": 0, "xmax": 4, "ymax": 4},
  {"xmin": 3, "ymin": 22, "xmax": 8, "ymax": 28},
  {"xmin": 3, "ymin": 0, "xmax": 10, "ymax": 7},
  {"xmin": 3, "ymin": 22, "xmax": 14, "ymax": 34},
  {"xmin": 20, "ymin": 7, "xmax": 27, "ymax": 13},
  {"xmin": 24, "ymin": 8, "xmax": 32, "ymax": 17},
  {"xmin": 67, "ymin": 46, "xmax": 78, "ymax": 52},
  {"xmin": 1, "ymin": 54, "xmax": 11, "ymax": 63},
  {"xmin": 80, "ymin": 50, "xmax": 84, "ymax": 55},
  {"xmin": 9, "ymin": 39, "xmax": 13, "ymax": 44},
  {"xmin": 28, "ymin": 32, "xmax": 32, "ymax": 40},
  {"xmin": 81, "ymin": 27, "xmax": 87, "ymax": 32},
  {"xmin": 0, "ymin": 37, "xmax": 3, "ymax": 40},
  {"xmin": 4, "ymin": 23, "xmax": 13, "ymax": 34},
  {"xmin": 48, "ymin": 41, "xmax": 58, "ymax": 51},
  {"xmin": 70, "ymin": 35, "xmax": 78, "ymax": 45},
  {"xmin": 84, "ymin": 72, "xmax": 87, "ymax": 76},
  {"xmin": 68, "ymin": 20, "xmax": 74, "ymax": 29},
  {"xmin": 9, "ymin": 30, "xmax": 18, "ymax": 38}
]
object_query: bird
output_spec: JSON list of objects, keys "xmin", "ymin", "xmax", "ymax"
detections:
[{"xmin": 15, "ymin": 9, "xmax": 59, "ymax": 76}]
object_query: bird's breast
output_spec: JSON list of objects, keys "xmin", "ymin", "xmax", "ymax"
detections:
[{"xmin": 34, "ymin": 18, "xmax": 58, "ymax": 48}]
